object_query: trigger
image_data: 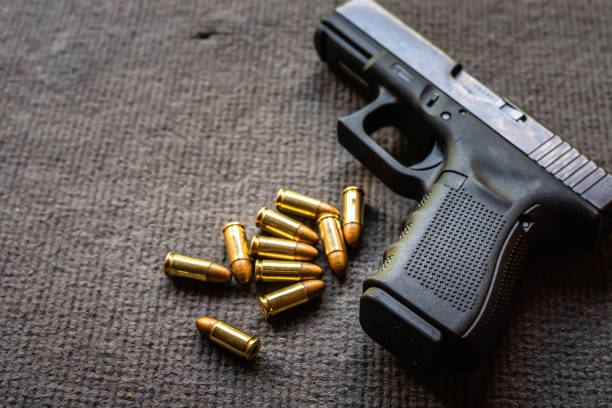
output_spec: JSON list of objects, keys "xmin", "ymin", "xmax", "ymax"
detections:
[{"xmin": 411, "ymin": 142, "xmax": 443, "ymax": 170}]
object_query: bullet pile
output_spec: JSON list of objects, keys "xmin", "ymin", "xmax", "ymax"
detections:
[{"xmin": 164, "ymin": 187, "xmax": 365, "ymax": 360}]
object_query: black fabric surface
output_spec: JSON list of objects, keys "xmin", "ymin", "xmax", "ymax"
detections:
[{"xmin": 1, "ymin": 0, "xmax": 611, "ymax": 406}]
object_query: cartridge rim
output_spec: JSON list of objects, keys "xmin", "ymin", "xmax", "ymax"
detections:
[
  {"xmin": 244, "ymin": 337, "xmax": 261, "ymax": 361},
  {"xmin": 222, "ymin": 221, "xmax": 245, "ymax": 232},
  {"xmin": 250, "ymin": 236, "xmax": 259, "ymax": 253},
  {"xmin": 274, "ymin": 188, "xmax": 286, "ymax": 208},
  {"xmin": 163, "ymin": 252, "xmax": 174, "ymax": 275},
  {"xmin": 316, "ymin": 212, "xmax": 340, "ymax": 223},
  {"xmin": 258, "ymin": 296, "xmax": 271, "ymax": 319},
  {"xmin": 255, "ymin": 207, "xmax": 268, "ymax": 227},
  {"xmin": 254, "ymin": 259, "xmax": 263, "ymax": 281},
  {"xmin": 343, "ymin": 186, "xmax": 364, "ymax": 194}
]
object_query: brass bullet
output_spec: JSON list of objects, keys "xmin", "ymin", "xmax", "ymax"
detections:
[
  {"xmin": 196, "ymin": 317, "xmax": 260, "ymax": 360},
  {"xmin": 275, "ymin": 188, "xmax": 340, "ymax": 219},
  {"xmin": 317, "ymin": 213, "xmax": 348, "ymax": 276},
  {"xmin": 342, "ymin": 186, "xmax": 365, "ymax": 247},
  {"xmin": 163, "ymin": 252, "xmax": 231, "ymax": 283},
  {"xmin": 254, "ymin": 259, "xmax": 323, "ymax": 282},
  {"xmin": 250, "ymin": 236, "xmax": 318, "ymax": 261},
  {"xmin": 255, "ymin": 207, "xmax": 318, "ymax": 245},
  {"xmin": 258, "ymin": 280, "xmax": 325, "ymax": 319},
  {"xmin": 222, "ymin": 222, "xmax": 252, "ymax": 285}
]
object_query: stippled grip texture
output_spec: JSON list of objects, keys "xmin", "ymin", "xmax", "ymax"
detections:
[
  {"xmin": 403, "ymin": 188, "xmax": 506, "ymax": 313},
  {"xmin": 361, "ymin": 174, "xmax": 530, "ymax": 369}
]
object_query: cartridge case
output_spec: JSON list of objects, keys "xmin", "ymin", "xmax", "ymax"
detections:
[
  {"xmin": 223, "ymin": 222, "xmax": 252, "ymax": 285},
  {"xmin": 255, "ymin": 207, "xmax": 318, "ymax": 245},
  {"xmin": 254, "ymin": 259, "xmax": 323, "ymax": 282},
  {"xmin": 163, "ymin": 252, "xmax": 231, "ymax": 283},
  {"xmin": 317, "ymin": 213, "xmax": 348, "ymax": 276},
  {"xmin": 342, "ymin": 186, "xmax": 365, "ymax": 247},
  {"xmin": 196, "ymin": 317, "xmax": 260, "ymax": 360},
  {"xmin": 275, "ymin": 188, "xmax": 340, "ymax": 219},
  {"xmin": 258, "ymin": 280, "xmax": 325, "ymax": 319},
  {"xmin": 250, "ymin": 236, "xmax": 318, "ymax": 261}
]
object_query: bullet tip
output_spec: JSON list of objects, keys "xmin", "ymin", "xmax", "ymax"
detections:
[
  {"xmin": 317, "ymin": 202, "xmax": 340, "ymax": 217},
  {"xmin": 295, "ymin": 242, "xmax": 319, "ymax": 261},
  {"xmin": 296, "ymin": 225, "xmax": 319, "ymax": 245},
  {"xmin": 231, "ymin": 259, "xmax": 252, "ymax": 285},
  {"xmin": 302, "ymin": 279, "xmax": 325, "ymax": 300},
  {"xmin": 300, "ymin": 262, "xmax": 323, "ymax": 280},
  {"xmin": 327, "ymin": 251, "xmax": 348, "ymax": 276},
  {"xmin": 207, "ymin": 263, "xmax": 232, "ymax": 283},
  {"xmin": 343, "ymin": 223, "xmax": 362, "ymax": 247},
  {"xmin": 196, "ymin": 317, "xmax": 218, "ymax": 337}
]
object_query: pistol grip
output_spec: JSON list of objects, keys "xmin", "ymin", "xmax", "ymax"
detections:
[
  {"xmin": 360, "ymin": 172, "xmax": 537, "ymax": 371},
  {"xmin": 338, "ymin": 88, "xmax": 443, "ymax": 199}
]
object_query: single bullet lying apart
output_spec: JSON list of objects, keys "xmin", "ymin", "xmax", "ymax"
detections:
[
  {"xmin": 250, "ymin": 236, "xmax": 318, "ymax": 261},
  {"xmin": 196, "ymin": 317, "xmax": 260, "ymax": 360},
  {"xmin": 254, "ymin": 259, "xmax": 323, "ymax": 282},
  {"xmin": 258, "ymin": 280, "xmax": 325, "ymax": 319},
  {"xmin": 223, "ymin": 222, "xmax": 252, "ymax": 285},
  {"xmin": 255, "ymin": 207, "xmax": 318, "ymax": 245},
  {"xmin": 275, "ymin": 188, "xmax": 340, "ymax": 219},
  {"xmin": 164, "ymin": 252, "xmax": 231, "ymax": 283},
  {"xmin": 342, "ymin": 186, "xmax": 365, "ymax": 247},
  {"xmin": 317, "ymin": 213, "xmax": 348, "ymax": 276}
]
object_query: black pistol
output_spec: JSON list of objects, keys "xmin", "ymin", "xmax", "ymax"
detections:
[{"xmin": 315, "ymin": 0, "xmax": 612, "ymax": 371}]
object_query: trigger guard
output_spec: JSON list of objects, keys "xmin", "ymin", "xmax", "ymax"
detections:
[{"xmin": 338, "ymin": 88, "xmax": 443, "ymax": 197}]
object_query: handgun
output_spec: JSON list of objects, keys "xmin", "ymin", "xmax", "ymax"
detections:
[{"xmin": 315, "ymin": 0, "xmax": 612, "ymax": 371}]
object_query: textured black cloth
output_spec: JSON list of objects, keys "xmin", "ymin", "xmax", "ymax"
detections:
[{"xmin": 1, "ymin": 0, "xmax": 610, "ymax": 406}]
